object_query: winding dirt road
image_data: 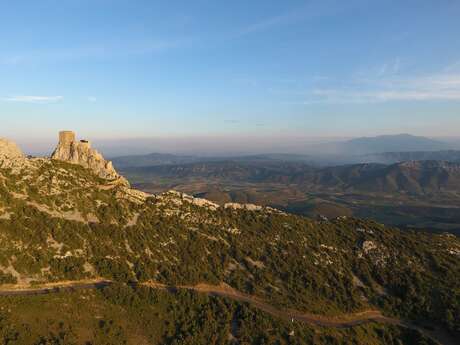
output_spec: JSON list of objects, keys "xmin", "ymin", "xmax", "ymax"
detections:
[
  {"xmin": 145, "ymin": 282, "xmax": 395, "ymax": 327},
  {"xmin": 0, "ymin": 280, "xmax": 456, "ymax": 345}
]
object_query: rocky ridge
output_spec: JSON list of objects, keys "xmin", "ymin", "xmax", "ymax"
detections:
[
  {"xmin": 0, "ymin": 133, "xmax": 280, "ymax": 215},
  {"xmin": 0, "ymin": 138, "xmax": 27, "ymax": 170}
]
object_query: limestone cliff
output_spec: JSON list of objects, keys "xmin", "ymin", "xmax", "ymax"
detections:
[
  {"xmin": 51, "ymin": 131, "xmax": 128, "ymax": 185},
  {"xmin": 0, "ymin": 138, "xmax": 26, "ymax": 169}
]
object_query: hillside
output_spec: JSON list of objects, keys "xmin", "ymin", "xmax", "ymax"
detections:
[
  {"xmin": 123, "ymin": 160, "xmax": 460, "ymax": 194},
  {"xmin": 279, "ymin": 161, "xmax": 460, "ymax": 194},
  {"xmin": 122, "ymin": 160, "xmax": 460, "ymax": 234},
  {"xmin": 124, "ymin": 160, "xmax": 315, "ymax": 183},
  {"xmin": 0, "ymin": 136, "xmax": 459, "ymax": 344}
]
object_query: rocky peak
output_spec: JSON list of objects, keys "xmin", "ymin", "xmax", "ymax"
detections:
[
  {"xmin": 51, "ymin": 131, "xmax": 128, "ymax": 185},
  {"xmin": 0, "ymin": 138, "xmax": 26, "ymax": 169}
]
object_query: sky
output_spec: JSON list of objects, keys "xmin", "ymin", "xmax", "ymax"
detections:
[{"xmin": 1, "ymin": 0, "xmax": 460, "ymax": 154}]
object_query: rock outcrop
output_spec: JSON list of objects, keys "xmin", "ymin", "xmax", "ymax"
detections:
[
  {"xmin": 224, "ymin": 202, "xmax": 263, "ymax": 211},
  {"xmin": 0, "ymin": 138, "xmax": 26, "ymax": 169},
  {"xmin": 51, "ymin": 131, "xmax": 128, "ymax": 185}
]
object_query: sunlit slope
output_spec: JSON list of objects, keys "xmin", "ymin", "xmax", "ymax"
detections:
[{"xmin": 0, "ymin": 158, "xmax": 459, "ymax": 334}]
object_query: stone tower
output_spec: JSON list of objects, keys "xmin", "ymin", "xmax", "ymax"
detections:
[
  {"xmin": 51, "ymin": 131, "xmax": 128, "ymax": 185},
  {"xmin": 59, "ymin": 131, "xmax": 76, "ymax": 144}
]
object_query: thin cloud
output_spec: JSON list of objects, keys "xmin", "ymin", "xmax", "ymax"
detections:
[
  {"xmin": 2, "ymin": 95, "xmax": 63, "ymax": 103},
  {"xmin": 301, "ymin": 72, "xmax": 460, "ymax": 104},
  {"xmin": 237, "ymin": 11, "xmax": 303, "ymax": 36},
  {"xmin": 0, "ymin": 38, "xmax": 191, "ymax": 65},
  {"xmin": 234, "ymin": 1, "xmax": 348, "ymax": 38},
  {"xmin": 88, "ymin": 96, "xmax": 97, "ymax": 102}
]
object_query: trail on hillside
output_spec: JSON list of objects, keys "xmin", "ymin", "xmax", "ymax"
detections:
[
  {"xmin": 0, "ymin": 280, "xmax": 456, "ymax": 345},
  {"xmin": 144, "ymin": 282, "xmax": 393, "ymax": 327}
]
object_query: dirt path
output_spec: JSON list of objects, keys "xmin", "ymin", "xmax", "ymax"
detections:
[
  {"xmin": 0, "ymin": 280, "xmax": 456, "ymax": 345},
  {"xmin": 144, "ymin": 282, "xmax": 395, "ymax": 327}
]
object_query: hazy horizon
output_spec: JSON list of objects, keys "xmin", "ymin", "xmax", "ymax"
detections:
[{"xmin": 7, "ymin": 132, "xmax": 460, "ymax": 157}]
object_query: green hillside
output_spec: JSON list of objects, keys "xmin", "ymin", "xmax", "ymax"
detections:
[{"xmin": 0, "ymin": 157, "xmax": 459, "ymax": 344}]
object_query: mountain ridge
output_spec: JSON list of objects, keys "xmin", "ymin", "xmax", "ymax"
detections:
[
  {"xmin": 122, "ymin": 159, "xmax": 460, "ymax": 195},
  {"xmin": 341, "ymin": 134, "xmax": 451, "ymax": 154}
]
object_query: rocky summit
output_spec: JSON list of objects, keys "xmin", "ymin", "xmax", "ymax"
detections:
[
  {"xmin": 0, "ymin": 138, "xmax": 25, "ymax": 169},
  {"xmin": 51, "ymin": 130, "xmax": 128, "ymax": 185}
]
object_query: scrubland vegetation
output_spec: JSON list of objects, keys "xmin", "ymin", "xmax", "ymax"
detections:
[
  {"xmin": 0, "ymin": 284, "xmax": 438, "ymax": 345},
  {"xmin": 0, "ymin": 160, "xmax": 458, "ymax": 343}
]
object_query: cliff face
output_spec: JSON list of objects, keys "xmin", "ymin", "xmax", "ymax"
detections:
[
  {"xmin": 0, "ymin": 138, "xmax": 26, "ymax": 170},
  {"xmin": 51, "ymin": 131, "xmax": 128, "ymax": 185}
]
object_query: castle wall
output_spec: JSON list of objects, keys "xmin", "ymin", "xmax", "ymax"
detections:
[{"xmin": 59, "ymin": 131, "xmax": 76, "ymax": 144}]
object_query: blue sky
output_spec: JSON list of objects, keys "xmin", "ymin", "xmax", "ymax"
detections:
[{"xmin": 1, "ymin": 0, "xmax": 460, "ymax": 152}]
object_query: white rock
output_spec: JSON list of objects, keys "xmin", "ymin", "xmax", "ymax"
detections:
[
  {"xmin": 362, "ymin": 240, "xmax": 377, "ymax": 254},
  {"xmin": 224, "ymin": 202, "xmax": 262, "ymax": 211},
  {"xmin": 0, "ymin": 138, "xmax": 27, "ymax": 169}
]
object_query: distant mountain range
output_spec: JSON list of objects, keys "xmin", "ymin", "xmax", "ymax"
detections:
[
  {"xmin": 122, "ymin": 159, "xmax": 460, "ymax": 195},
  {"xmin": 339, "ymin": 134, "xmax": 451, "ymax": 155},
  {"xmin": 111, "ymin": 152, "xmax": 200, "ymax": 168},
  {"xmin": 112, "ymin": 134, "xmax": 458, "ymax": 169},
  {"xmin": 122, "ymin": 160, "xmax": 313, "ymax": 182},
  {"xmin": 306, "ymin": 160, "xmax": 460, "ymax": 194},
  {"xmin": 361, "ymin": 150, "xmax": 460, "ymax": 164},
  {"xmin": 111, "ymin": 153, "xmax": 315, "ymax": 169}
]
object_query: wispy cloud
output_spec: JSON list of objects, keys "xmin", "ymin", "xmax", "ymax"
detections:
[
  {"xmin": 88, "ymin": 96, "xmax": 97, "ymax": 103},
  {"xmin": 2, "ymin": 95, "xmax": 63, "ymax": 103},
  {"xmin": 296, "ymin": 67, "xmax": 460, "ymax": 104},
  {"xmin": 310, "ymin": 86, "xmax": 460, "ymax": 103},
  {"xmin": 234, "ymin": 1, "xmax": 349, "ymax": 38},
  {"xmin": 0, "ymin": 38, "xmax": 191, "ymax": 66},
  {"xmin": 236, "ymin": 11, "xmax": 304, "ymax": 37}
]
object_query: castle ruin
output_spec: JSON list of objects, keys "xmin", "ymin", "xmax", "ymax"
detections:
[
  {"xmin": 51, "ymin": 131, "xmax": 128, "ymax": 185},
  {"xmin": 59, "ymin": 131, "xmax": 76, "ymax": 144}
]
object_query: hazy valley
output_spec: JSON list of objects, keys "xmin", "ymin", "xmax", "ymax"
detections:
[{"xmin": 115, "ymin": 135, "xmax": 460, "ymax": 236}]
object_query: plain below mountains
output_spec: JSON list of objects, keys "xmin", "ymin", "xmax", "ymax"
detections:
[
  {"xmin": 121, "ymin": 160, "xmax": 460, "ymax": 195},
  {"xmin": 119, "ymin": 159, "xmax": 460, "ymax": 235}
]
